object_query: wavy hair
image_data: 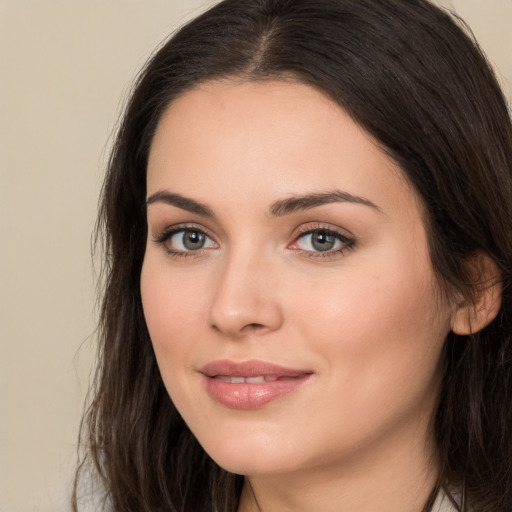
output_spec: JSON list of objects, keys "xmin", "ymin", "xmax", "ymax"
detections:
[{"xmin": 73, "ymin": 0, "xmax": 512, "ymax": 510}]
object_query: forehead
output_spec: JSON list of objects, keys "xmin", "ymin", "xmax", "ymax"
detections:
[{"xmin": 147, "ymin": 79, "xmax": 420, "ymax": 218}]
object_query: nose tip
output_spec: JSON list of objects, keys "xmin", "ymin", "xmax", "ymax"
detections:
[{"xmin": 207, "ymin": 265, "xmax": 283, "ymax": 338}]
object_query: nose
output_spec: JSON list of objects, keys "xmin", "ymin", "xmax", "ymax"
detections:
[{"xmin": 208, "ymin": 250, "xmax": 284, "ymax": 338}]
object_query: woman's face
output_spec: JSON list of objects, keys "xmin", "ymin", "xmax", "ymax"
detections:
[{"xmin": 141, "ymin": 80, "xmax": 453, "ymax": 478}]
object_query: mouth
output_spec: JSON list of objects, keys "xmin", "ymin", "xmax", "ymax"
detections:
[
  {"xmin": 214, "ymin": 375, "xmax": 297, "ymax": 383},
  {"xmin": 199, "ymin": 359, "xmax": 313, "ymax": 409}
]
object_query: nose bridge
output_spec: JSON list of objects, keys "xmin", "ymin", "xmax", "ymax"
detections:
[{"xmin": 208, "ymin": 242, "xmax": 283, "ymax": 337}]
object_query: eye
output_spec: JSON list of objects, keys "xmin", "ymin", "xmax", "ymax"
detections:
[
  {"xmin": 290, "ymin": 227, "xmax": 354, "ymax": 255},
  {"xmin": 155, "ymin": 227, "xmax": 217, "ymax": 254}
]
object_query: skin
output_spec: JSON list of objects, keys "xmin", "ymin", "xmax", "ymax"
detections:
[{"xmin": 141, "ymin": 80, "xmax": 457, "ymax": 512}]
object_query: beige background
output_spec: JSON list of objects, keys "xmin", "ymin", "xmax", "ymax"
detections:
[{"xmin": 0, "ymin": 1, "xmax": 510, "ymax": 511}]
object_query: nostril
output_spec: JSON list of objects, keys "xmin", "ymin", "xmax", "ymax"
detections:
[
  {"xmin": 210, "ymin": 322, "xmax": 263, "ymax": 332},
  {"xmin": 240, "ymin": 323, "xmax": 266, "ymax": 334}
]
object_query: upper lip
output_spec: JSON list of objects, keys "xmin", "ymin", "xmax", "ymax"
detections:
[{"xmin": 199, "ymin": 359, "xmax": 313, "ymax": 378}]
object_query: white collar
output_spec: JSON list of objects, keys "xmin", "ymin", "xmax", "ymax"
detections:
[{"xmin": 433, "ymin": 490, "xmax": 463, "ymax": 512}]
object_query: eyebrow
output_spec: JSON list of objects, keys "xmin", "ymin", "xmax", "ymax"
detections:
[
  {"xmin": 146, "ymin": 189, "xmax": 381, "ymax": 217},
  {"xmin": 146, "ymin": 191, "xmax": 215, "ymax": 217},
  {"xmin": 269, "ymin": 190, "xmax": 381, "ymax": 216}
]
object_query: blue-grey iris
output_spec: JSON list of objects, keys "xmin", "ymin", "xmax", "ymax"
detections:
[
  {"xmin": 312, "ymin": 231, "xmax": 336, "ymax": 251},
  {"xmin": 183, "ymin": 231, "xmax": 205, "ymax": 250}
]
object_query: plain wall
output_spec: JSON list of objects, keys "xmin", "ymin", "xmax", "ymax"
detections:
[{"xmin": 0, "ymin": 1, "xmax": 510, "ymax": 511}]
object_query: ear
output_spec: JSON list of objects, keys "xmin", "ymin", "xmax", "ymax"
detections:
[{"xmin": 451, "ymin": 252, "xmax": 502, "ymax": 335}]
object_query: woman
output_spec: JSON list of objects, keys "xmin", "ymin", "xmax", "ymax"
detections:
[{"xmin": 73, "ymin": 0, "xmax": 512, "ymax": 510}]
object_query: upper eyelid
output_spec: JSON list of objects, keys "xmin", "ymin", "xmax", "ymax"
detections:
[
  {"xmin": 150, "ymin": 221, "xmax": 355, "ymax": 246},
  {"xmin": 153, "ymin": 226, "xmax": 218, "ymax": 256},
  {"xmin": 291, "ymin": 222, "xmax": 355, "ymax": 240},
  {"xmin": 149, "ymin": 217, "xmax": 226, "ymax": 242},
  {"xmin": 289, "ymin": 225, "xmax": 356, "ymax": 260},
  {"xmin": 289, "ymin": 223, "xmax": 356, "ymax": 252},
  {"xmin": 153, "ymin": 223, "xmax": 215, "ymax": 239}
]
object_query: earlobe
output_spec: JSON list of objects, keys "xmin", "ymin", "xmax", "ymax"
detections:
[{"xmin": 451, "ymin": 253, "xmax": 502, "ymax": 336}]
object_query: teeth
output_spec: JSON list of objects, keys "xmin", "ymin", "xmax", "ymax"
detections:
[
  {"xmin": 216, "ymin": 375, "xmax": 280, "ymax": 384},
  {"xmin": 246, "ymin": 376, "xmax": 265, "ymax": 383}
]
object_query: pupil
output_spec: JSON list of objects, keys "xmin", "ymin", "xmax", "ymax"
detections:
[
  {"xmin": 312, "ymin": 231, "xmax": 335, "ymax": 251},
  {"xmin": 183, "ymin": 231, "xmax": 204, "ymax": 250}
]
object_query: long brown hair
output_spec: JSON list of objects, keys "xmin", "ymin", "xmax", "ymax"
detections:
[{"xmin": 73, "ymin": 1, "xmax": 512, "ymax": 510}]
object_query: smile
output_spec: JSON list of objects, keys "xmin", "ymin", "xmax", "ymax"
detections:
[
  {"xmin": 200, "ymin": 360, "xmax": 313, "ymax": 409},
  {"xmin": 215, "ymin": 375, "xmax": 294, "ymax": 383}
]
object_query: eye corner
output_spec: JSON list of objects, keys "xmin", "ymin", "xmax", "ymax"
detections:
[
  {"xmin": 288, "ymin": 223, "xmax": 355, "ymax": 259},
  {"xmin": 152, "ymin": 224, "xmax": 218, "ymax": 258}
]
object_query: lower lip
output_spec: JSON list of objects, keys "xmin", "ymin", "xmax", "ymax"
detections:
[{"xmin": 203, "ymin": 375, "xmax": 311, "ymax": 409}]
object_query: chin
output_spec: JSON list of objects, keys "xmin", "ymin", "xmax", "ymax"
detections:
[
  {"xmin": 198, "ymin": 430, "xmax": 302, "ymax": 476},
  {"xmin": 211, "ymin": 453, "xmax": 297, "ymax": 477}
]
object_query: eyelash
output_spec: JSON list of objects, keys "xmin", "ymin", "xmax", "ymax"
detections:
[
  {"xmin": 153, "ymin": 223, "xmax": 355, "ymax": 259},
  {"xmin": 153, "ymin": 224, "xmax": 217, "ymax": 258},
  {"xmin": 290, "ymin": 224, "xmax": 355, "ymax": 259}
]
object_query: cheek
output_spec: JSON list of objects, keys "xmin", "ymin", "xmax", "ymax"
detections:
[
  {"xmin": 140, "ymin": 254, "xmax": 213, "ymax": 423},
  {"xmin": 294, "ymin": 264, "xmax": 439, "ymax": 339},
  {"xmin": 280, "ymin": 256, "xmax": 449, "ymax": 455},
  {"xmin": 140, "ymin": 254, "xmax": 207, "ymax": 367},
  {"xmin": 289, "ymin": 243, "xmax": 450, "ymax": 394}
]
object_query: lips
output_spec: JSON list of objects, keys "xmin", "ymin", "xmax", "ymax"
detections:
[
  {"xmin": 199, "ymin": 359, "xmax": 313, "ymax": 409},
  {"xmin": 216, "ymin": 375, "xmax": 281, "ymax": 383}
]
